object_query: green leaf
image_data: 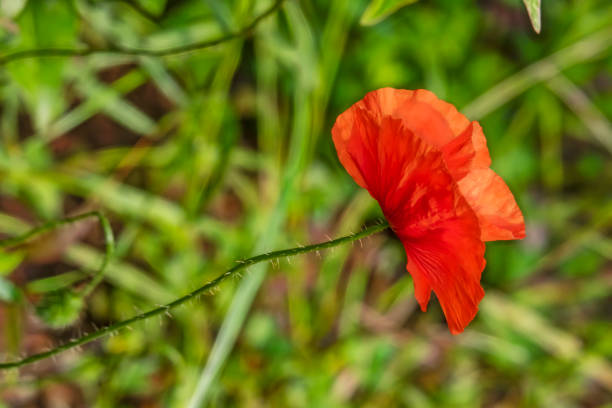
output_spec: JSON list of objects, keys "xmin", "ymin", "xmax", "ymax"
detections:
[
  {"xmin": 0, "ymin": 251, "xmax": 25, "ymax": 276},
  {"xmin": 7, "ymin": 0, "xmax": 78, "ymax": 132},
  {"xmin": 135, "ymin": 0, "xmax": 167, "ymax": 16},
  {"xmin": 27, "ymin": 271, "xmax": 85, "ymax": 294},
  {"xmin": 0, "ymin": 277, "xmax": 21, "ymax": 302},
  {"xmin": 360, "ymin": 0, "xmax": 419, "ymax": 26},
  {"xmin": 523, "ymin": 0, "xmax": 542, "ymax": 33},
  {"xmin": 35, "ymin": 289, "xmax": 83, "ymax": 328}
]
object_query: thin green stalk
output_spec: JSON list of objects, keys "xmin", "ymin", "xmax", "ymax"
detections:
[
  {"xmin": 0, "ymin": 0, "xmax": 283, "ymax": 65},
  {"xmin": 0, "ymin": 211, "xmax": 115, "ymax": 297},
  {"xmin": 80, "ymin": 214, "xmax": 114, "ymax": 296},
  {"xmin": 0, "ymin": 221, "xmax": 388, "ymax": 370}
]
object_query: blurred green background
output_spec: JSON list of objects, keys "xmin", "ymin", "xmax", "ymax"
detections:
[{"xmin": 0, "ymin": 0, "xmax": 611, "ymax": 406}]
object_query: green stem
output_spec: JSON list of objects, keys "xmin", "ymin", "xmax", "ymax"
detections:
[
  {"xmin": 80, "ymin": 213, "xmax": 115, "ymax": 296},
  {"xmin": 0, "ymin": 211, "xmax": 115, "ymax": 298},
  {"xmin": 0, "ymin": 221, "xmax": 389, "ymax": 370},
  {"xmin": 0, "ymin": 0, "xmax": 284, "ymax": 65}
]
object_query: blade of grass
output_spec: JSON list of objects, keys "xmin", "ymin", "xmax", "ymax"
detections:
[
  {"xmin": 547, "ymin": 74, "xmax": 612, "ymax": 154},
  {"xmin": 462, "ymin": 27, "xmax": 612, "ymax": 120},
  {"xmin": 185, "ymin": 41, "xmax": 243, "ymax": 216},
  {"xmin": 522, "ymin": 0, "xmax": 542, "ymax": 34},
  {"xmin": 186, "ymin": 2, "xmax": 319, "ymax": 405},
  {"xmin": 482, "ymin": 292, "xmax": 612, "ymax": 391},
  {"xmin": 48, "ymin": 68, "xmax": 150, "ymax": 140}
]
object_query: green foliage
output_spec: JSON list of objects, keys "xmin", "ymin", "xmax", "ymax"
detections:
[
  {"xmin": 5, "ymin": 0, "xmax": 77, "ymax": 132},
  {"xmin": 35, "ymin": 289, "xmax": 84, "ymax": 328},
  {"xmin": 360, "ymin": 0, "xmax": 420, "ymax": 26},
  {"xmin": 0, "ymin": 250, "xmax": 24, "ymax": 275},
  {"xmin": 0, "ymin": 0, "xmax": 611, "ymax": 406},
  {"xmin": 0, "ymin": 277, "xmax": 20, "ymax": 302}
]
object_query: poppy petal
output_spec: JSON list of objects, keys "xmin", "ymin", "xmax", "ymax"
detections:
[
  {"xmin": 403, "ymin": 217, "xmax": 486, "ymax": 334},
  {"xmin": 410, "ymin": 267, "xmax": 432, "ymax": 312},
  {"xmin": 401, "ymin": 184, "xmax": 486, "ymax": 334},
  {"xmin": 458, "ymin": 168, "xmax": 526, "ymax": 241},
  {"xmin": 331, "ymin": 106, "xmax": 370, "ymax": 189},
  {"xmin": 350, "ymin": 89, "xmax": 493, "ymax": 178},
  {"xmin": 441, "ymin": 122, "xmax": 491, "ymax": 180},
  {"xmin": 408, "ymin": 89, "xmax": 471, "ymax": 136},
  {"xmin": 332, "ymin": 87, "xmax": 525, "ymax": 334},
  {"xmin": 333, "ymin": 111, "xmax": 486, "ymax": 334}
]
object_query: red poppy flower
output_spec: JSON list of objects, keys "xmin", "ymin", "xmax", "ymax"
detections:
[{"xmin": 332, "ymin": 88, "xmax": 525, "ymax": 334}]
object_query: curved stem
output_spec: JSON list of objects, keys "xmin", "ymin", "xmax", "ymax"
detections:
[
  {"xmin": 80, "ymin": 213, "xmax": 115, "ymax": 296},
  {"xmin": 0, "ymin": 210, "xmax": 115, "ymax": 297},
  {"xmin": 0, "ymin": 0, "xmax": 284, "ymax": 65},
  {"xmin": 0, "ymin": 221, "xmax": 389, "ymax": 370},
  {"xmin": 1, "ymin": 211, "xmax": 103, "ymax": 249}
]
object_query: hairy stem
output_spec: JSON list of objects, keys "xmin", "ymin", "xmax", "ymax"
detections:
[
  {"xmin": 0, "ymin": 221, "xmax": 388, "ymax": 370},
  {"xmin": 0, "ymin": 0, "xmax": 284, "ymax": 65}
]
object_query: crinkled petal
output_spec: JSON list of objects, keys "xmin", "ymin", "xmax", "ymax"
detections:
[
  {"xmin": 332, "ymin": 111, "xmax": 486, "ymax": 334},
  {"xmin": 404, "ymin": 219, "xmax": 486, "ymax": 334},
  {"xmin": 458, "ymin": 169, "xmax": 526, "ymax": 241},
  {"xmin": 346, "ymin": 89, "xmax": 493, "ymax": 177},
  {"xmin": 379, "ymin": 89, "xmax": 523, "ymax": 242},
  {"xmin": 331, "ymin": 87, "xmax": 526, "ymax": 333},
  {"xmin": 409, "ymin": 89, "xmax": 471, "ymax": 136},
  {"xmin": 339, "ymin": 88, "xmax": 456, "ymax": 149},
  {"xmin": 441, "ymin": 122, "xmax": 491, "ymax": 180},
  {"xmin": 332, "ymin": 106, "xmax": 370, "ymax": 190}
]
